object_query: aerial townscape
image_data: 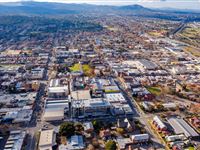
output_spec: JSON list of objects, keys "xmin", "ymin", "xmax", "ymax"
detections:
[{"xmin": 0, "ymin": 1, "xmax": 200, "ymax": 150}]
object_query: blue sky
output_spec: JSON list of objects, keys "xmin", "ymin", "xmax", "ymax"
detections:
[{"xmin": 0, "ymin": 0, "xmax": 200, "ymax": 10}]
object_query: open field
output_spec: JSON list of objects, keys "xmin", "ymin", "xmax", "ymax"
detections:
[
  {"xmin": 184, "ymin": 46, "xmax": 200, "ymax": 57},
  {"xmin": 146, "ymin": 86, "xmax": 162, "ymax": 96},
  {"xmin": 178, "ymin": 25, "xmax": 200, "ymax": 48}
]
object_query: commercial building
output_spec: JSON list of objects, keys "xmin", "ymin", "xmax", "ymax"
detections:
[
  {"xmin": 105, "ymin": 93, "xmax": 126, "ymax": 104},
  {"xmin": 43, "ymin": 108, "xmax": 64, "ymax": 121},
  {"xmin": 48, "ymin": 79, "xmax": 69, "ymax": 98},
  {"xmin": 72, "ymin": 98, "xmax": 111, "ymax": 118},
  {"xmin": 39, "ymin": 129, "xmax": 56, "ymax": 150}
]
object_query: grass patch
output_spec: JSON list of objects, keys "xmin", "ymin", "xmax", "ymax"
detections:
[
  {"xmin": 146, "ymin": 86, "xmax": 161, "ymax": 96},
  {"xmin": 69, "ymin": 63, "xmax": 81, "ymax": 72},
  {"xmin": 105, "ymin": 90, "xmax": 119, "ymax": 93},
  {"xmin": 187, "ymin": 146, "xmax": 195, "ymax": 150}
]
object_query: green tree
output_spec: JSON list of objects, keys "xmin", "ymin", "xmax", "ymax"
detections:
[
  {"xmin": 105, "ymin": 140, "xmax": 117, "ymax": 150},
  {"xmin": 59, "ymin": 122, "xmax": 75, "ymax": 137},
  {"xmin": 92, "ymin": 120, "xmax": 103, "ymax": 133}
]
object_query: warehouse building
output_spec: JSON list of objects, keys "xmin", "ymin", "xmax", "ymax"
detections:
[
  {"xmin": 43, "ymin": 108, "xmax": 64, "ymax": 121},
  {"xmin": 168, "ymin": 117, "xmax": 199, "ymax": 139}
]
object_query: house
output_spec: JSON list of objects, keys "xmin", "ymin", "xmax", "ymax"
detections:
[
  {"xmin": 190, "ymin": 117, "xmax": 200, "ymax": 128},
  {"xmin": 117, "ymin": 118, "xmax": 134, "ymax": 132},
  {"xmin": 39, "ymin": 129, "xmax": 56, "ymax": 150}
]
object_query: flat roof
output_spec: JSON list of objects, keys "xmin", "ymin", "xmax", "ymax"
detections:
[
  {"xmin": 43, "ymin": 109, "xmax": 64, "ymax": 118},
  {"xmin": 105, "ymin": 93, "xmax": 126, "ymax": 103},
  {"xmin": 48, "ymin": 86, "xmax": 68, "ymax": 93},
  {"xmin": 72, "ymin": 98, "xmax": 111, "ymax": 108},
  {"xmin": 39, "ymin": 129, "xmax": 55, "ymax": 147},
  {"xmin": 71, "ymin": 90, "xmax": 91, "ymax": 100}
]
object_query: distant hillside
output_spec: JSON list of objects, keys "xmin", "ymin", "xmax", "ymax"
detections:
[
  {"xmin": 0, "ymin": 1, "xmax": 200, "ymax": 21},
  {"xmin": 0, "ymin": 2, "xmax": 153, "ymax": 15}
]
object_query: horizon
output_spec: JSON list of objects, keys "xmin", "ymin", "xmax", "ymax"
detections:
[{"xmin": 0, "ymin": 0, "xmax": 200, "ymax": 10}]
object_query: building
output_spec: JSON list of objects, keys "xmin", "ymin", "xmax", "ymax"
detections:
[
  {"xmin": 105, "ymin": 93, "xmax": 126, "ymax": 104},
  {"xmin": 165, "ymin": 134, "xmax": 186, "ymax": 142},
  {"xmin": 48, "ymin": 79, "xmax": 69, "ymax": 98},
  {"xmin": 39, "ymin": 129, "xmax": 56, "ymax": 150},
  {"xmin": 45, "ymin": 99, "xmax": 69, "ymax": 112},
  {"xmin": 72, "ymin": 98, "xmax": 111, "ymax": 118},
  {"xmin": 168, "ymin": 117, "xmax": 199, "ymax": 138},
  {"xmin": 4, "ymin": 130, "xmax": 26, "ymax": 150},
  {"xmin": 43, "ymin": 108, "xmax": 64, "ymax": 121},
  {"xmin": 116, "ymin": 138, "xmax": 132, "ymax": 150},
  {"xmin": 137, "ymin": 59, "xmax": 158, "ymax": 70},
  {"xmin": 130, "ymin": 134, "xmax": 149, "ymax": 143},
  {"xmin": 59, "ymin": 135, "xmax": 85, "ymax": 150},
  {"xmin": 153, "ymin": 116, "xmax": 167, "ymax": 131},
  {"xmin": 48, "ymin": 86, "xmax": 69, "ymax": 98},
  {"xmin": 117, "ymin": 118, "xmax": 134, "ymax": 132},
  {"xmin": 71, "ymin": 90, "xmax": 91, "ymax": 100}
]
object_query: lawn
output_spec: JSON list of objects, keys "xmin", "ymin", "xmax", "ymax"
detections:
[
  {"xmin": 146, "ymin": 86, "xmax": 162, "ymax": 96},
  {"xmin": 69, "ymin": 63, "xmax": 94, "ymax": 76},
  {"xmin": 69, "ymin": 63, "xmax": 81, "ymax": 72}
]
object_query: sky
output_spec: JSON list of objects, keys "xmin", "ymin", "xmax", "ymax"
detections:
[{"xmin": 0, "ymin": 0, "xmax": 200, "ymax": 10}]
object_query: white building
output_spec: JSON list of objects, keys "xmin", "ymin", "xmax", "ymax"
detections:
[
  {"xmin": 153, "ymin": 116, "xmax": 167, "ymax": 131},
  {"xmin": 72, "ymin": 98, "xmax": 111, "ymax": 118},
  {"xmin": 39, "ymin": 129, "xmax": 56, "ymax": 150},
  {"xmin": 130, "ymin": 134, "xmax": 149, "ymax": 143}
]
